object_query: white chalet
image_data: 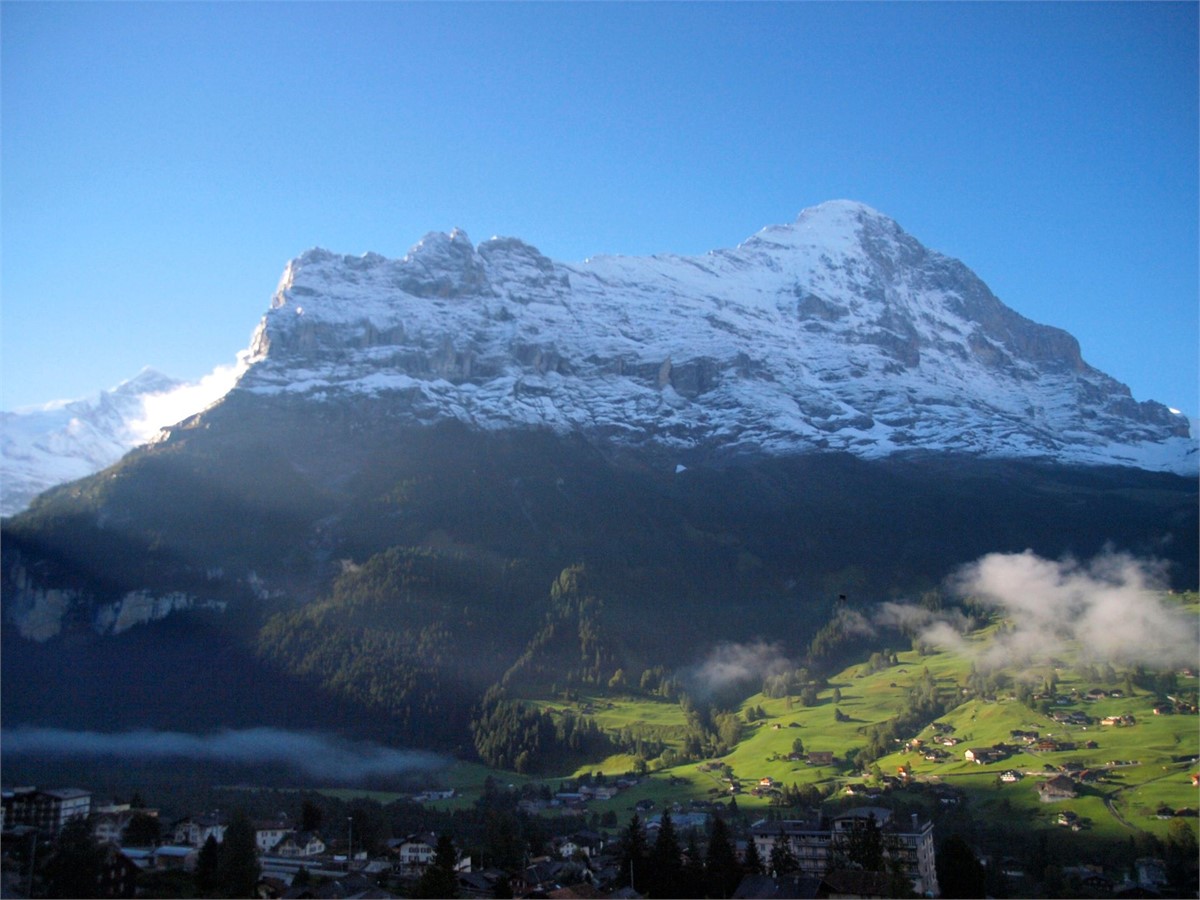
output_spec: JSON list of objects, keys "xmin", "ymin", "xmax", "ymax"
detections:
[
  {"xmin": 273, "ymin": 831, "xmax": 326, "ymax": 858},
  {"xmin": 397, "ymin": 833, "xmax": 439, "ymax": 873}
]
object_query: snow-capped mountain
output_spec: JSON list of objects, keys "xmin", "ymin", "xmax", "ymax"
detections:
[
  {"xmin": 0, "ymin": 370, "xmax": 187, "ymax": 516},
  {"xmin": 237, "ymin": 200, "xmax": 1194, "ymax": 474},
  {"xmin": 4, "ymin": 200, "xmax": 1193, "ymax": 520},
  {"xmin": 5, "ymin": 203, "xmax": 1196, "ymax": 740},
  {"xmin": 1, "ymin": 360, "xmax": 248, "ymax": 517}
]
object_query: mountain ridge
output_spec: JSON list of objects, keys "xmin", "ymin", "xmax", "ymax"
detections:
[
  {"xmin": 4, "ymin": 191, "xmax": 1197, "ymax": 753},
  {"xmin": 234, "ymin": 200, "xmax": 1194, "ymax": 473},
  {"xmin": 2, "ymin": 200, "xmax": 1192, "ymax": 519}
]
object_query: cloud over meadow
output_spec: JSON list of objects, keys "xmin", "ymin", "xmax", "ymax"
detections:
[
  {"xmin": 687, "ymin": 551, "xmax": 1194, "ymax": 688},
  {"xmin": 936, "ymin": 550, "xmax": 1196, "ymax": 669}
]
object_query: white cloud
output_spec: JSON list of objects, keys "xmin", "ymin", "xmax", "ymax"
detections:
[
  {"xmin": 943, "ymin": 550, "xmax": 1195, "ymax": 669},
  {"xmin": 688, "ymin": 640, "xmax": 793, "ymax": 697},
  {"xmin": 127, "ymin": 353, "xmax": 252, "ymax": 441}
]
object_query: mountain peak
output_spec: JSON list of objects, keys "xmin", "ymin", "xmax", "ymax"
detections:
[
  {"xmin": 229, "ymin": 203, "xmax": 1194, "ymax": 475},
  {"xmin": 798, "ymin": 198, "xmax": 890, "ymax": 222}
]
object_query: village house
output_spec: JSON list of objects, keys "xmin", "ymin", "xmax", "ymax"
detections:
[
  {"xmin": 115, "ymin": 844, "xmax": 196, "ymax": 874},
  {"xmin": 395, "ymin": 833, "xmax": 439, "ymax": 873},
  {"xmin": 412, "ymin": 789, "xmax": 456, "ymax": 802},
  {"xmin": 252, "ymin": 818, "xmax": 290, "ymax": 853},
  {"xmin": 113, "ymin": 846, "xmax": 154, "ymax": 871},
  {"xmin": 1038, "ymin": 774, "xmax": 1077, "ymax": 801},
  {"xmin": 171, "ymin": 814, "xmax": 225, "ymax": 847},
  {"xmin": 91, "ymin": 807, "xmax": 138, "ymax": 845},
  {"xmin": 1062, "ymin": 865, "xmax": 1114, "ymax": 894},
  {"xmin": 151, "ymin": 846, "xmax": 197, "ymax": 871},
  {"xmin": 820, "ymin": 868, "xmax": 892, "ymax": 898},
  {"xmin": 272, "ymin": 830, "xmax": 325, "ymax": 857},
  {"xmin": 932, "ymin": 786, "xmax": 963, "ymax": 806},
  {"xmin": 1000, "ymin": 770, "xmax": 1023, "ymax": 783},
  {"xmin": 95, "ymin": 843, "xmax": 142, "ymax": 898},
  {"xmin": 964, "ymin": 747, "xmax": 1006, "ymax": 765},
  {"xmin": 578, "ymin": 784, "xmax": 617, "ymax": 801},
  {"xmin": 458, "ymin": 868, "xmax": 513, "ymax": 898},
  {"xmin": 807, "ymin": 751, "xmax": 835, "ymax": 767},
  {"xmin": 1136, "ymin": 858, "xmax": 1169, "ymax": 891},
  {"xmin": 554, "ymin": 830, "xmax": 605, "ymax": 861}
]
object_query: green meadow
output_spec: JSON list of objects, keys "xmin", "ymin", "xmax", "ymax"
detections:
[
  {"xmin": 547, "ymin": 663, "xmax": 1195, "ymax": 840},
  {"xmin": 329, "ymin": 594, "xmax": 1198, "ymax": 852}
]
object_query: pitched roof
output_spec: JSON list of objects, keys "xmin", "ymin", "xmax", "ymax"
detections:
[
  {"xmin": 820, "ymin": 868, "xmax": 892, "ymax": 897},
  {"xmin": 732, "ymin": 873, "xmax": 822, "ymax": 898}
]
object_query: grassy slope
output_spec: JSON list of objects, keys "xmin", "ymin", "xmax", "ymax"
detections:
[{"xmin": 375, "ymin": 596, "xmax": 1199, "ymax": 844}]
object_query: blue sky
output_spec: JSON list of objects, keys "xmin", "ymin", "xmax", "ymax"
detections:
[{"xmin": 3, "ymin": 2, "xmax": 1197, "ymax": 415}]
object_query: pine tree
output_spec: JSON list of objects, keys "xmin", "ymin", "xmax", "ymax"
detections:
[
  {"xmin": 682, "ymin": 831, "xmax": 707, "ymax": 899},
  {"xmin": 216, "ymin": 811, "xmax": 261, "ymax": 898},
  {"xmin": 705, "ymin": 817, "xmax": 743, "ymax": 899},
  {"xmin": 648, "ymin": 809, "xmax": 684, "ymax": 898},
  {"xmin": 42, "ymin": 818, "xmax": 105, "ymax": 899},
  {"xmin": 936, "ymin": 835, "xmax": 985, "ymax": 898},
  {"xmin": 769, "ymin": 839, "xmax": 799, "ymax": 876},
  {"xmin": 123, "ymin": 811, "xmax": 162, "ymax": 847},
  {"xmin": 300, "ymin": 800, "xmax": 323, "ymax": 833},
  {"xmin": 742, "ymin": 835, "xmax": 765, "ymax": 875},
  {"xmin": 414, "ymin": 834, "xmax": 459, "ymax": 898},
  {"xmin": 617, "ymin": 813, "xmax": 649, "ymax": 891},
  {"xmin": 834, "ymin": 812, "xmax": 885, "ymax": 873},
  {"xmin": 195, "ymin": 834, "xmax": 220, "ymax": 895}
]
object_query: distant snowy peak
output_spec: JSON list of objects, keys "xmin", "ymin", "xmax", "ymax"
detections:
[
  {"xmin": 229, "ymin": 202, "xmax": 1193, "ymax": 476},
  {"xmin": 2, "ymin": 360, "xmax": 249, "ymax": 517}
]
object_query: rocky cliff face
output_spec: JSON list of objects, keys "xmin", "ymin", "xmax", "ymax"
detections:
[{"xmin": 233, "ymin": 201, "xmax": 1194, "ymax": 473}]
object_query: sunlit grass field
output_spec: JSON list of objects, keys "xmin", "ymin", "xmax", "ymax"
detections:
[{"xmin": 328, "ymin": 595, "xmax": 1198, "ymax": 847}]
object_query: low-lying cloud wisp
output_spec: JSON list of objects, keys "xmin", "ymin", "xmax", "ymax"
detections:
[
  {"xmin": 687, "ymin": 640, "xmax": 793, "ymax": 699},
  {"xmin": 2, "ymin": 727, "xmax": 446, "ymax": 782},
  {"xmin": 926, "ymin": 549, "xmax": 1196, "ymax": 669}
]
